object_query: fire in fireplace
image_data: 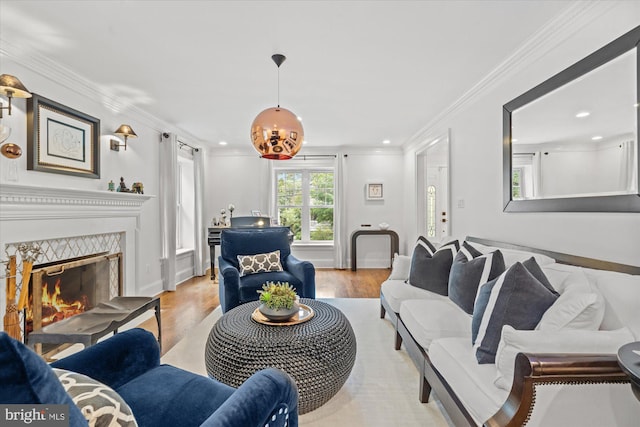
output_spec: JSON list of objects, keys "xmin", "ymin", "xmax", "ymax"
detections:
[{"xmin": 25, "ymin": 253, "xmax": 122, "ymax": 339}]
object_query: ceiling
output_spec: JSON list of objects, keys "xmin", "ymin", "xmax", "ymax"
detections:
[{"xmin": 0, "ymin": 1, "xmax": 571, "ymax": 151}]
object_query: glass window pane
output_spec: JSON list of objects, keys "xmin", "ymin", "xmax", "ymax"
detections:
[
  {"xmin": 310, "ymin": 172, "xmax": 334, "ymax": 206},
  {"xmin": 277, "ymin": 172, "xmax": 302, "ymax": 206},
  {"xmin": 310, "ymin": 207, "xmax": 334, "ymax": 240},
  {"xmin": 279, "ymin": 207, "xmax": 301, "ymax": 241}
]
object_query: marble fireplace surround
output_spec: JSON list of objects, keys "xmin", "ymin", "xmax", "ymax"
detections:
[{"xmin": 0, "ymin": 183, "xmax": 153, "ymax": 330}]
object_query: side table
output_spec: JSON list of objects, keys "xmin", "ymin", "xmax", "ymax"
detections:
[{"xmin": 618, "ymin": 341, "xmax": 640, "ymax": 401}]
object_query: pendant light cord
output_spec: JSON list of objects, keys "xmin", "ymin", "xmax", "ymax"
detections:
[{"xmin": 277, "ymin": 66, "xmax": 280, "ymax": 108}]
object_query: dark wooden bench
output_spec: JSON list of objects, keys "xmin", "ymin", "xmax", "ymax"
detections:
[{"xmin": 28, "ymin": 296, "xmax": 161, "ymax": 353}]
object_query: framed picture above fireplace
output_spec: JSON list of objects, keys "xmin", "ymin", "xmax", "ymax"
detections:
[{"xmin": 27, "ymin": 94, "xmax": 101, "ymax": 178}]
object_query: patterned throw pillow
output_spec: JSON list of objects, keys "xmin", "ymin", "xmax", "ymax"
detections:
[
  {"xmin": 471, "ymin": 262, "xmax": 559, "ymax": 364},
  {"xmin": 237, "ymin": 250, "xmax": 284, "ymax": 277},
  {"xmin": 53, "ymin": 368, "xmax": 137, "ymax": 427},
  {"xmin": 407, "ymin": 237, "xmax": 460, "ymax": 295},
  {"xmin": 448, "ymin": 242, "xmax": 506, "ymax": 314}
]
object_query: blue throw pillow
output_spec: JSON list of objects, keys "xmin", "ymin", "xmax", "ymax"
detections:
[
  {"xmin": 472, "ymin": 262, "xmax": 559, "ymax": 364},
  {"xmin": 522, "ymin": 256, "xmax": 558, "ymax": 296},
  {"xmin": 448, "ymin": 242, "xmax": 506, "ymax": 314},
  {"xmin": 0, "ymin": 332, "xmax": 88, "ymax": 427},
  {"xmin": 407, "ymin": 237, "xmax": 459, "ymax": 295}
]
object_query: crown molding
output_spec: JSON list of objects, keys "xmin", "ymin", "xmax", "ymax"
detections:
[
  {"xmin": 0, "ymin": 38, "xmax": 203, "ymax": 145},
  {"xmin": 403, "ymin": 0, "xmax": 616, "ymax": 152}
]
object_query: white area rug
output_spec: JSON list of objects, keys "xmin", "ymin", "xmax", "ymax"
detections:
[{"xmin": 162, "ymin": 298, "xmax": 449, "ymax": 426}]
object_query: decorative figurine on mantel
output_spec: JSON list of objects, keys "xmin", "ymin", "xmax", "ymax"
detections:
[
  {"xmin": 228, "ymin": 204, "xmax": 235, "ymax": 220},
  {"xmin": 108, "ymin": 180, "xmax": 115, "ymax": 191},
  {"xmin": 117, "ymin": 177, "xmax": 131, "ymax": 193},
  {"xmin": 131, "ymin": 182, "xmax": 144, "ymax": 194}
]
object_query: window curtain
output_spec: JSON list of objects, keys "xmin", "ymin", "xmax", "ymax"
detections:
[
  {"xmin": 159, "ymin": 132, "xmax": 177, "ymax": 291},
  {"xmin": 620, "ymin": 140, "xmax": 637, "ymax": 192},
  {"xmin": 333, "ymin": 153, "xmax": 348, "ymax": 269},
  {"xmin": 193, "ymin": 148, "xmax": 206, "ymax": 276}
]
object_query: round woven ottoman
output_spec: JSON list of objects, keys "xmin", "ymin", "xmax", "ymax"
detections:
[{"xmin": 205, "ymin": 299, "xmax": 357, "ymax": 414}]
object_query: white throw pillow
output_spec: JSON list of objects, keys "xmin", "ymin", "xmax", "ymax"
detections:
[
  {"xmin": 388, "ymin": 254, "xmax": 411, "ymax": 280},
  {"xmin": 494, "ymin": 325, "xmax": 635, "ymax": 391},
  {"xmin": 536, "ymin": 270, "xmax": 604, "ymax": 331}
]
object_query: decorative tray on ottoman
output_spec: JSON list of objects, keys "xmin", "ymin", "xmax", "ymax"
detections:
[{"xmin": 251, "ymin": 303, "xmax": 315, "ymax": 326}]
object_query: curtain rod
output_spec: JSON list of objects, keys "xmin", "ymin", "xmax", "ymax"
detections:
[
  {"xmin": 298, "ymin": 154, "xmax": 336, "ymax": 159},
  {"xmin": 178, "ymin": 141, "xmax": 199, "ymax": 152}
]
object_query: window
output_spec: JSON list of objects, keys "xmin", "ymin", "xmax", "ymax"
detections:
[
  {"xmin": 177, "ymin": 152, "xmax": 195, "ymax": 250},
  {"xmin": 512, "ymin": 167, "xmax": 523, "ymax": 200},
  {"xmin": 427, "ymin": 185, "xmax": 436, "ymax": 238},
  {"xmin": 276, "ymin": 169, "xmax": 334, "ymax": 243}
]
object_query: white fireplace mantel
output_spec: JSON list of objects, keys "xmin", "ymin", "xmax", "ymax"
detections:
[
  {"xmin": 0, "ymin": 183, "xmax": 154, "ymax": 220},
  {"xmin": 0, "ymin": 184, "xmax": 155, "ymax": 314}
]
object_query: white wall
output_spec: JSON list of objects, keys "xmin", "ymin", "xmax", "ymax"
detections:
[
  {"xmin": 205, "ymin": 149, "xmax": 405, "ymax": 268},
  {"xmin": 404, "ymin": 3, "xmax": 640, "ymax": 267},
  {"xmin": 0, "ymin": 59, "xmax": 167, "ymax": 295}
]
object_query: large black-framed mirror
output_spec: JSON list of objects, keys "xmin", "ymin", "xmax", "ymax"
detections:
[{"xmin": 503, "ymin": 25, "xmax": 640, "ymax": 212}]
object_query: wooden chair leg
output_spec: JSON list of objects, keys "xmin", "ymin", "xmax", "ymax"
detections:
[
  {"xmin": 395, "ymin": 331, "xmax": 403, "ymax": 350},
  {"xmin": 420, "ymin": 376, "xmax": 431, "ymax": 403}
]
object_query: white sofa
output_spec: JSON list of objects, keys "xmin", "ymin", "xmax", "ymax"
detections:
[{"xmin": 380, "ymin": 237, "xmax": 640, "ymax": 427}]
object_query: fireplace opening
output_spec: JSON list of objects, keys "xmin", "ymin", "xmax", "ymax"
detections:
[{"xmin": 25, "ymin": 253, "xmax": 122, "ymax": 348}]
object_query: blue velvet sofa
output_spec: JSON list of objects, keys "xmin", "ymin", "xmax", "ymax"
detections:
[
  {"xmin": 219, "ymin": 228, "xmax": 315, "ymax": 312},
  {"xmin": 0, "ymin": 329, "xmax": 299, "ymax": 427}
]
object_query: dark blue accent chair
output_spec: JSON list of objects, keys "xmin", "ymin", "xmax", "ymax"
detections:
[
  {"xmin": 0, "ymin": 329, "xmax": 299, "ymax": 427},
  {"xmin": 218, "ymin": 228, "xmax": 315, "ymax": 313}
]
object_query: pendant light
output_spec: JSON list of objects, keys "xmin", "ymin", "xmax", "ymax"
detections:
[{"xmin": 250, "ymin": 54, "xmax": 304, "ymax": 160}]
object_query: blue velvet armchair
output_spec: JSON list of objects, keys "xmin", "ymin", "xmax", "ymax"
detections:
[
  {"xmin": 0, "ymin": 329, "xmax": 299, "ymax": 427},
  {"xmin": 218, "ymin": 228, "xmax": 315, "ymax": 312}
]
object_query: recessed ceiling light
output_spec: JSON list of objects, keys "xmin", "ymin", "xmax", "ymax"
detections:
[
  {"xmin": 635, "ymin": 103, "xmax": 639, "ymax": 108},
  {"xmin": 592, "ymin": 136, "xmax": 603, "ymax": 141},
  {"xmin": 375, "ymin": 150, "xmax": 382, "ymax": 153},
  {"xmin": 382, "ymin": 139, "xmax": 391, "ymax": 145},
  {"xmin": 297, "ymin": 116, "xmax": 303, "ymax": 122},
  {"xmin": 219, "ymin": 141, "xmax": 228, "ymax": 146},
  {"xmin": 512, "ymin": 138, "xmax": 518, "ymax": 142},
  {"xmin": 575, "ymin": 111, "xmax": 590, "ymax": 118},
  {"xmin": 303, "ymin": 140, "xmax": 308, "ymax": 145}
]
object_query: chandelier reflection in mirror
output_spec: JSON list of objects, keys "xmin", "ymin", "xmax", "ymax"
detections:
[{"xmin": 251, "ymin": 54, "xmax": 304, "ymax": 160}]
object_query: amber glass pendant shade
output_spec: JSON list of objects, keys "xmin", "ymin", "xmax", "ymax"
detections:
[{"xmin": 251, "ymin": 107, "xmax": 303, "ymax": 160}]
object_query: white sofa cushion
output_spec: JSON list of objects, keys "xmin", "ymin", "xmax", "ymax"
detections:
[
  {"xmin": 399, "ymin": 299, "xmax": 471, "ymax": 350},
  {"xmin": 381, "ymin": 280, "xmax": 446, "ymax": 313},
  {"xmin": 388, "ymin": 254, "xmax": 412, "ymax": 280},
  {"xmin": 542, "ymin": 264, "xmax": 640, "ymax": 338},
  {"xmin": 494, "ymin": 325, "xmax": 635, "ymax": 391},
  {"xmin": 536, "ymin": 270, "xmax": 604, "ymax": 331},
  {"xmin": 428, "ymin": 337, "xmax": 508, "ymax": 424}
]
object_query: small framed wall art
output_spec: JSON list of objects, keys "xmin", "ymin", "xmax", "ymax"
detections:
[
  {"xmin": 27, "ymin": 93, "xmax": 101, "ymax": 178},
  {"xmin": 366, "ymin": 183, "xmax": 384, "ymax": 200}
]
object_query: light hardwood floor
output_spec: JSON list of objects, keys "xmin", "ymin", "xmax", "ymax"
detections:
[{"xmin": 138, "ymin": 268, "xmax": 390, "ymax": 355}]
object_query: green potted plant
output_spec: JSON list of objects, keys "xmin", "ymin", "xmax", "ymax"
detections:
[{"xmin": 257, "ymin": 281, "xmax": 299, "ymax": 321}]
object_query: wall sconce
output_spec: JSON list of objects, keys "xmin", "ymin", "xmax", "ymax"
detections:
[
  {"xmin": 111, "ymin": 124, "xmax": 137, "ymax": 151},
  {"xmin": 0, "ymin": 74, "xmax": 32, "ymax": 118}
]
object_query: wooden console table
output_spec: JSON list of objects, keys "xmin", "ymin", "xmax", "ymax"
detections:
[
  {"xmin": 350, "ymin": 229, "xmax": 399, "ymax": 271},
  {"xmin": 28, "ymin": 296, "xmax": 161, "ymax": 352}
]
